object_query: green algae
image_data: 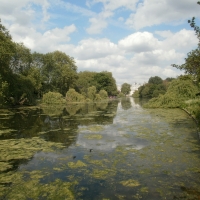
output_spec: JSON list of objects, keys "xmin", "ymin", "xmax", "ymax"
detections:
[
  {"xmin": 120, "ymin": 179, "xmax": 140, "ymax": 187},
  {"xmin": 0, "ymin": 162, "xmax": 13, "ymax": 172},
  {"xmin": 0, "ymin": 137, "xmax": 65, "ymax": 162},
  {"xmin": 84, "ymin": 134, "xmax": 103, "ymax": 139},
  {"xmin": 0, "ymin": 101, "xmax": 199, "ymax": 199},
  {"xmin": 68, "ymin": 160, "xmax": 87, "ymax": 169},
  {"xmin": 91, "ymin": 169, "xmax": 110, "ymax": 179},
  {"xmin": 88, "ymin": 125, "xmax": 104, "ymax": 132},
  {"xmin": 0, "ymin": 129, "xmax": 17, "ymax": 136},
  {"xmin": 140, "ymin": 187, "xmax": 149, "ymax": 193}
]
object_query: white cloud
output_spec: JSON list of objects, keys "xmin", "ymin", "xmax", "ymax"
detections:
[
  {"xmin": 73, "ymin": 38, "xmax": 119, "ymax": 59},
  {"xmin": 86, "ymin": 10, "xmax": 113, "ymax": 34},
  {"xmin": 1, "ymin": 0, "xmax": 199, "ymax": 85},
  {"xmin": 0, "ymin": 0, "xmax": 51, "ymax": 25},
  {"xmin": 126, "ymin": 0, "xmax": 200, "ymax": 30},
  {"xmin": 160, "ymin": 29, "xmax": 198, "ymax": 52},
  {"xmin": 9, "ymin": 24, "xmax": 76, "ymax": 52},
  {"xmin": 87, "ymin": 0, "xmax": 138, "ymax": 11},
  {"xmin": 86, "ymin": 0, "xmax": 138, "ymax": 34},
  {"xmin": 118, "ymin": 32, "xmax": 160, "ymax": 53}
]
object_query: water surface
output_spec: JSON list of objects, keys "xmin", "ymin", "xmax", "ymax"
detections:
[{"xmin": 0, "ymin": 98, "xmax": 200, "ymax": 200}]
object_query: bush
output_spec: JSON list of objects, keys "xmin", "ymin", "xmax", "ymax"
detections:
[
  {"xmin": 99, "ymin": 90, "xmax": 108, "ymax": 99},
  {"xmin": 66, "ymin": 89, "xmax": 85, "ymax": 102},
  {"xmin": 132, "ymin": 90, "xmax": 139, "ymax": 98},
  {"xmin": 95, "ymin": 94, "xmax": 102, "ymax": 101},
  {"xmin": 118, "ymin": 92, "xmax": 125, "ymax": 98},
  {"xmin": 145, "ymin": 77, "xmax": 199, "ymax": 108},
  {"xmin": 87, "ymin": 86, "xmax": 96, "ymax": 101},
  {"xmin": 42, "ymin": 92, "xmax": 65, "ymax": 104}
]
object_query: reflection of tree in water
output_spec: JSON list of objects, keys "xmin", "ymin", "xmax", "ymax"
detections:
[
  {"xmin": 133, "ymin": 98, "xmax": 149, "ymax": 107},
  {"xmin": 121, "ymin": 97, "xmax": 132, "ymax": 110},
  {"xmin": 64, "ymin": 103, "xmax": 83, "ymax": 115}
]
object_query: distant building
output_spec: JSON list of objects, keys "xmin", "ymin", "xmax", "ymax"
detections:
[{"xmin": 130, "ymin": 83, "xmax": 141, "ymax": 95}]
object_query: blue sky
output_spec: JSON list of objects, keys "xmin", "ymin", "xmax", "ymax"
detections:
[{"xmin": 1, "ymin": 0, "xmax": 200, "ymax": 88}]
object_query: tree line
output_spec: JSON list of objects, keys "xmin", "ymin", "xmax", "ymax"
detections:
[{"xmin": 0, "ymin": 20, "xmax": 122, "ymax": 107}]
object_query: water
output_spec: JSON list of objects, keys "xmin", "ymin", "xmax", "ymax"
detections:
[{"xmin": 0, "ymin": 98, "xmax": 200, "ymax": 200}]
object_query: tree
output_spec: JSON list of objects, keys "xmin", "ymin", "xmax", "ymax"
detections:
[
  {"xmin": 93, "ymin": 71, "xmax": 118, "ymax": 96},
  {"xmin": 10, "ymin": 42, "xmax": 32, "ymax": 75},
  {"xmin": 87, "ymin": 86, "xmax": 96, "ymax": 101},
  {"xmin": 99, "ymin": 89, "xmax": 108, "ymax": 99},
  {"xmin": 75, "ymin": 71, "xmax": 96, "ymax": 94},
  {"xmin": 148, "ymin": 76, "xmax": 163, "ymax": 85},
  {"xmin": 42, "ymin": 51, "xmax": 78, "ymax": 95},
  {"xmin": 0, "ymin": 19, "xmax": 15, "ymax": 76},
  {"xmin": 121, "ymin": 83, "xmax": 131, "ymax": 95}
]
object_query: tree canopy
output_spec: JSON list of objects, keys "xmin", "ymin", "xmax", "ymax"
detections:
[
  {"xmin": 0, "ymin": 20, "xmax": 118, "ymax": 107},
  {"xmin": 121, "ymin": 83, "xmax": 131, "ymax": 95}
]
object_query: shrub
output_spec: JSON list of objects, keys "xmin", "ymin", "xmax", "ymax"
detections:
[
  {"xmin": 99, "ymin": 90, "xmax": 108, "ymax": 99},
  {"xmin": 95, "ymin": 94, "xmax": 102, "ymax": 101},
  {"xmin": 66, "ymin": 89, "xmax": 85, "ymax": 102},
  {"xmin": 42, "ymin": 92, "xmax": 65, "ymax": 104},
  {"xmin": 118, "ymin": 92, "xmax": 125, "ymax": 98},
  {"xmin": 87, "ymin": 86, "xmax": 96, "ymax": 101},
  {"xmin": 145, "ymin": 77, "xmax": 199, "ymax": 108}
]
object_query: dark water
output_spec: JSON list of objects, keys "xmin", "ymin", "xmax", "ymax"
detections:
[{"xmin": 0, "ymin": 98, "xmax": 200, "ymax": 200}]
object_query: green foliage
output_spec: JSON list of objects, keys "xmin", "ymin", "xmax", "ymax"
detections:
[
  {"xmin": 148, "ymin": 76, "xmax": 163, "ymax": 85},
  {"xmin": 172, "ymin": 49, "xmax": 200, "ymax": 82},
  {"xmin": 99, "ymin": 89, "xmax": 108, "ymax": 99},
  {"xmin": 95, "ymin": 94, "xmax": 102, "ymax": 101},
  {"xmin": 75, "ymin": 71, "xmax": 96, "ymax": 94},
  {"xmin": 132, "ymin": 90, "xmax": 139, "ymax": 98},
  {"xmin": 0, "ymin": 19, "xmax": 15, "ymax": 76},
  {"xmin": 184, "ymin": 99, "xmax": 200, "ymax": 122},
  {"xmin": 137, "ymin": 76, "xmax": 167, "ymax": 98},
  {"xmin": 93, "ymin": 71, "xmax": 118, "ymax": 96},
  {"xmin": 10, "ymin": 43, "xmax": 32, "ymax": 74},
  {"xmin": 42, "ymin": 92, "xmax": 65, "ymax": 104},
  {"xmin": 118, "ymin": 92, "xmax": 125, "ymax": 98},
  {"xmin": 66, "ymin": 89, "xmax": 85, "ymax": 102},
  {"xmin": 121, "ymin": 83, "xmax": 131, "ymax": 95},
  {"xmin": 87, "ymin": 86, "xmax": 97, "ymax": 101},
  {"xmin": 0, "ymin": 20, "xmax": 117, "ymax": 107},
  {"xmin": 42, "ymin": 51, "xmax": 78, "ymax": 95},
  {"xmin": 121, "ymin": 97, "xmax": 132, "ymax": 110},
  {"xmin": 0, "ymin": 76, "xmax": 9, "ymax": 105},
  {"xmin": 145, "ymin": 77, "xmax": 199, "ymax": 108}
]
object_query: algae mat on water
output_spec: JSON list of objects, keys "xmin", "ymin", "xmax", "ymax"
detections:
[{"xmin": 0, "ymin": 102, "xmax": 200, "ymax": 199}]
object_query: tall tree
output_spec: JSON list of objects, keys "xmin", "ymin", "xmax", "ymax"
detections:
[
  {"xmin": 42, "ymin": 51, "xmax": 78, "ymax": 95},
  {"xmin": 0, "ymin": 19, "xmax": 15, "ymax": 77},
  {"xmin": 121, "ymin": 83, "xmax": 131, "ymax": 95},
  {"xmin": 93, "ymin": 71, "xmax": 118, "ymax": 96}
]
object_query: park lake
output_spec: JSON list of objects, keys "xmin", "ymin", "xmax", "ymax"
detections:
[{"xmin": 0, "ymin": 97, "xmax": 200, "ymax": 200}]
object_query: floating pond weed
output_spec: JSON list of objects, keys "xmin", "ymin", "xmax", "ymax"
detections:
[
  {"xmin": 0, "ymin": 101, "xmax": 199, "ymax": 199},
  {"xmin": 84, "ymin": 134, "xmax": 103, "ymax": 139},
  {"xmin": 68, "ymin": 160, "xmax": 87, "ymax": 169},
  {"xmin": 120, "ymin": 179, "xmax": 140, "ymax": 187}
]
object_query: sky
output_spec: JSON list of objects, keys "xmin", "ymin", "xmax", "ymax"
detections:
[{"xmin": 1, "ymin": 0, "xmax": 200, "ymax": 87}]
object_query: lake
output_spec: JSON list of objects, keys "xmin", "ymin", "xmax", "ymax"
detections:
[{"xmin": 0, "ymin": 97, "xmax": 200, "ymax": 200}]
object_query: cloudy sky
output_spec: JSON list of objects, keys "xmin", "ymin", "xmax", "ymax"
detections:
[{"xmin": 1, "ymin": 0, "xmax": 200, "ymax": 87}]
